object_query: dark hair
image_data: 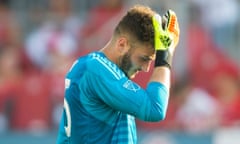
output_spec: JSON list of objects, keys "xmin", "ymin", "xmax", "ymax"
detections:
[{"xmin": 114, "ymin": 5, "xmax": 155, "ymax": 48}]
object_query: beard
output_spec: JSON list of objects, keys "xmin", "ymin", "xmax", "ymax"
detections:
[{"xmin": 119, "ymin": 52, "xmax": 139, "ymax": 79}]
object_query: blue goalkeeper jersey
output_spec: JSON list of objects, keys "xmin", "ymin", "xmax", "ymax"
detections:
[{"xmin": 56, "ymin": 51, "xmax": 169, "ymax": 144}]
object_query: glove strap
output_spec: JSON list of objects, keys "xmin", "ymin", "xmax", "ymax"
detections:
[{"xmin": 154, "ymin": 50, "xmax": 172, "ymax": 69}]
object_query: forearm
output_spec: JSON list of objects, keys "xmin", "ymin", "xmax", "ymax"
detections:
[
  {"xmin": 137, "ymin": 67, "xmax": 171, "ymax": 122},
  {"xmin": 139, "ymin": 81, "xmax": 169, "ymax": 121},
  {"xmin": 149, "ymin": 66, "xmax": 171, "ymax": 90}
]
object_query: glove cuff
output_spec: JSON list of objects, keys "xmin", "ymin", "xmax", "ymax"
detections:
[{"xmin": 154, "ymin": 50, "xmax": 172, "ymax": 69}]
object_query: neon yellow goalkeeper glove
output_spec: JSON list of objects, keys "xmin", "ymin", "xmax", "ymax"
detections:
[{"xmin": 152, "ymin": 9, "xmax": 180, "ymax": 68}]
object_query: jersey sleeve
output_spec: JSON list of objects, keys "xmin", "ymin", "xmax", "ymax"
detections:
[{"xmin": 86, "ymin": 56, "xmax": 170, "ymax": 122}]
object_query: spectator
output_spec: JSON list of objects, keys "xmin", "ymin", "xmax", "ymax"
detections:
[
  {"xmin": 11, "ymin": 70, "xmax": 52, "ymax": 132},
  {"xmin": 172, "ymin": 77, "xmax": 220, "ymax": 133},
  {"xmin": 21, "ymin": 0, "xmax": 82, "ymax": 130},
  {"xmin": 24, "ymin": 0, "xmax": 81, "ymax": 70},
  {"xmin": 0, "ymin": 45, "xmax": 23, "ymax": 132},
  {"xmin": 0, "ymin": 0, "xmax": 36, "ymax": 132},
  {"xmin": 209, "ymin": 63, "xmax": 240, "ymax": 127}
]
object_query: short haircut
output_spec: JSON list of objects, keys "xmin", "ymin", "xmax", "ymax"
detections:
[{"xmin": 114, "ymin": 5, "xmax": 155, "ymax": 49}]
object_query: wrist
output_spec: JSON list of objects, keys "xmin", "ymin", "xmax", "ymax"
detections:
[{"xmin": 154, "ymin": 50, "xmax": 172, "ymax": 69}]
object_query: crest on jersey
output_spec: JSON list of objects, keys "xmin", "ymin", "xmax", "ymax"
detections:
[{"xmin": 123, "ymin": 80, "xmax": 140, "ymax": 92}]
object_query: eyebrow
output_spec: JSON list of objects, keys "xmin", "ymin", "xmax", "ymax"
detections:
[{"xmin": 140, "ymin": 55, "xmax": 154, "ymax": 61}]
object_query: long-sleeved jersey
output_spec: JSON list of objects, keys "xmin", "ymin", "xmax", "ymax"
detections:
[{"xmin": 56, "ymin": 51, "xmax": 169, "ymax": 144}]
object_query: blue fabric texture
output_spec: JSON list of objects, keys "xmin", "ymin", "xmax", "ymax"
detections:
[{"xmin": 56, "ymin": 52, "xmax": 169, "ymax": 144}]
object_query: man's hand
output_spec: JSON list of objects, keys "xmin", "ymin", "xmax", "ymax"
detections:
[
  {"xmin": 162, "ymin": 9, "xmax": 180, "ymax": 50},
  {"xmin": 152, "ymin": 9, "xmax": 180, "ymax": 68}
]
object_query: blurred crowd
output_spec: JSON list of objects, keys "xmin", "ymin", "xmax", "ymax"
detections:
[{"xmin": 0, "ymin": 0, "xmax": 239, "ymax": 135}]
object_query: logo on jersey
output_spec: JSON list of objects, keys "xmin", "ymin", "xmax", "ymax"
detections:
[{"xmin": 123, "ymin": 80, "xmax": 140, "ymax": 92}]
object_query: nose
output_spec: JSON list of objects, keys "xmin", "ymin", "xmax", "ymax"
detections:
[{"xmin": 141, "ymin": 61, "xmax": 152, "ymax": 72}]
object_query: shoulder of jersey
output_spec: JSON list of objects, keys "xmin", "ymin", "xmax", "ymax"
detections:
[{"xmin": 86, "ymin": 52, "xmax": 126, "ymax": 80}]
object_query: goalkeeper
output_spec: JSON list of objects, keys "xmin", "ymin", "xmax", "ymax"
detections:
[{"xmin": 57, "ymin": 4, "xmax": 180, "ymax": 144}]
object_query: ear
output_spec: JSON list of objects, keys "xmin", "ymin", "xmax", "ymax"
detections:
[{"xmin": 117, "ymin": 37, "xmax": 130, "ymax": 55}]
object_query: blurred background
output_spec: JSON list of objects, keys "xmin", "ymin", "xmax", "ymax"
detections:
[{"xmin": 0, "ymin": 0, "xmax": 239, "ymax": 143}]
